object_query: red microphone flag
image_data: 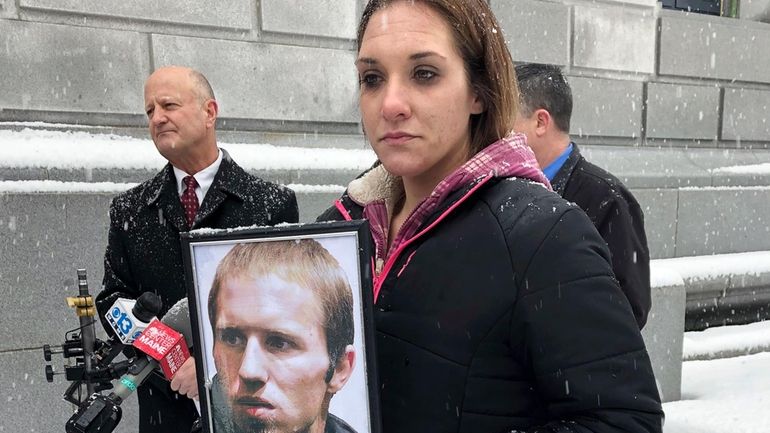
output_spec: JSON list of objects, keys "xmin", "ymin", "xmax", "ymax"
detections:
[{"xmin": 132, "ymin": 318, "xmax": 190, "ymax": 379}]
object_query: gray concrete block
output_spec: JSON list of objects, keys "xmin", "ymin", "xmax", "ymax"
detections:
[
  {"xmin": 656, "ymin": 252, "xmax": 770, "ymax": 330},
  {"xmin": 1, "ymin": 0, "xmax": 19, "ymax": 18},
  {"xmin": 296, "ymin": 191, "xmax": 344, "ymax": 222},
  {"xmin": 641, "ymin": 269, "xmax": 685, "ymax": 402},
  {"xmin": 492, "ymin": 0, "xmax": 570, "ymax": 65},
  {"xmin": 573, "ymin": 5, "xmax": 656, "ymax": 74},
  {"xmin": 728, "ymin": 266, "xmax": 770, "ymax": 291},
  {"xmin": 261, "ymin": 0, "xmax": 356, "ymax": 39},
  {"xmin": 0, "ymin": 166, "xmax": 52, "ymax": 181},
  {"xmin": 722, "ymin": 88, "xmax": 770, "ymax": 142},
  {"xmin": 0, "ymin": 350, "xmax": 139, "ymax": 433},
  {"xmin": 754, "ymin": 149, "xmax": 770, "ymax": 164},
  {"xmin": 152, "ymin": 35, "xmax": 358, "ymax": 123},
  {"xmin": 20, "ymin": 0, "xmax": 252, "ymax": 30},
  {"xmin": 687, "ymin": 147, "xmax": 770, "ymax": 187},
  {"xmin": 676, "ymin": 187, "xmax": 770, "ymax": 256},
  {"xmin": 686, "ymin": 148, "xmax": 762, "ymax": 172},
  {"xmin": 601, "ymin": 0, "xmax": 658, "ymax": 6},
  {"xmin": 581, "ymin": 145, "xmax": 711, "ymax": 188},
  {"xmin": 631, "ymin": 188, "xmax": 678, "ymax": 259},
  {"xmin": 682, "ymin": 273, "xmax": 731, "ymax": 297},
  {"xmin": 740, "ymin": 0, "xmax": 770, "ymax": 21},
  {"xmin": 569, "ymin": 77, "xmax": 644, "ymax": 139},
  {"xmin": 0, "ymin": 166, "xmax": 361, "ymax": 191},
  {"xmin": 646, "ymin": 82, "xmax": 720, "ymax": 140},
  {"xmin": 0, "ymin": 193, "xmax": 110, "ymax": 350},
  {"xmin": 659, "ymin": 14, "xmax": 770, "ymax": 84},
  {"xmin": 0, "ymin": 20, "xmax": 148, "ymax": 114},
  {"xmin": 219, "ymin": 131, "xmax": 368, "ymax": 150},
  {"xmin": 255, "ymin": 169, "xmax": 361, "ymax": 191},
  {"xmin": 711, "ymin": 171, "xmax": 770, "ymax": 188}
]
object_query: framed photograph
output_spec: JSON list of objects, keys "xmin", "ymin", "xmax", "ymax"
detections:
[{"xmin": 181, "ymin": 221, "xmax": 380, "ymax": 433}]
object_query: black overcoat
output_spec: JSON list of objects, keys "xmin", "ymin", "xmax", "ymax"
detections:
[
  {"xmin": 95, "ymin": 149, "xmax": 298, "ymax": 433},
  {"xmin": 551, "ymin": 143, "xmax": 651, "ymax": 328}
]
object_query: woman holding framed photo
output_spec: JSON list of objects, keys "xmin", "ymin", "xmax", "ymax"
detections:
[{"xmin": 318, "ymin": 0, "xmax": 664, "ymax": 432}]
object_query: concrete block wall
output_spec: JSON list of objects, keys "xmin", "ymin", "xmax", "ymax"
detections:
[
  {"xmin": 0, "ymin": 0, "xmax": 364, "ymax": 136},
  {"xmin": 492, "ymin": 0, "xmax": 770, "ymax": 150},
  {"xmin": 0, "ymin": 192, "xmax": 137, "ymax": 433},
  {"xmin": 1, "ymin": 0, "xmax": 769, "ymax": 148}
]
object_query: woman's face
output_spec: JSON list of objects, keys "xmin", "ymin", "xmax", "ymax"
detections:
[{"xmin": 356, "ymin": 1, "xmax": 483, "ymax": 188}]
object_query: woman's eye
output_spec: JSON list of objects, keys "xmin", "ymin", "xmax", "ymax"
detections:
[
  {"xmin": 359, "ymin": 73, "xmax": 382, "ymax": 89},
  {"xmin": 414, "ymin": 69, "xmax": 437, "ymax": 82}
]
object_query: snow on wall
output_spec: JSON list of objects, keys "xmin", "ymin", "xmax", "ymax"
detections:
[
  {"xmin": 652, "ymin": 251, "xmax": 770, "ymax": 281},
  {"xmin": 0, "ymin": 127, "xmax": 376, "ymax": 171},
  {"xmin": 0, "ymin": 180, "xmax": 345, "ymax": 194}
]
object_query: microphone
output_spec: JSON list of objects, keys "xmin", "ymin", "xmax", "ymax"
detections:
[
  {"xmin": 104, "ymin": 292, "xmax": 163, "ymax": 344},
  {"xmin": 66, "ymin": 298, "xmax": 193, "ymax": 433},
  {"xmin": 132, "ymin": 319, "xmax": 190, "ymax": 380},
  {"xmin": 110, "ymin": 297, "xmax": 192, "ymax": 402}
]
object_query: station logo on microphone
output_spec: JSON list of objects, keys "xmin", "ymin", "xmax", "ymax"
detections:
[{"xmin": 133, "ymin": 319, "xmax": 190, "ymax": 379}]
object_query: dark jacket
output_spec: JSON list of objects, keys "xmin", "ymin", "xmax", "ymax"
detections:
[
  {"xmin": 319, "ymin": 175, "xmax": 663, "ymax": 433},
  {"xmin": 95, "ymin": 150, "xmax": 298, "ymax": 433},
  {"xmin": 551, "ymin": 143, "xmax": 651, "ymax": 328}
]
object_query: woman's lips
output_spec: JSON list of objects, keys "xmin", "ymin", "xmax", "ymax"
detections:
[{"xmin": 381, "ymin": 132, "xmax": 416, "ymax": 145}]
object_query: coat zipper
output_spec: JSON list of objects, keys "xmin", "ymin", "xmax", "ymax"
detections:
[{"xmin": 372, "ymin": 176, "xmax": 493, "ymax": 301}]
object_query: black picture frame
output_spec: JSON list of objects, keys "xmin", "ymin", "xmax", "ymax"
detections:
[{"xmin": 180, "ymin": 220, "xmax": 380, "ymax": 433}]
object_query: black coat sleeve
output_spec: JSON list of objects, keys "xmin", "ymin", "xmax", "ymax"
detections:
[
  {"xmin": 593, "ymin": 192, "xmax": 651, "ymax": 329},
  {"xmin": 95, "ymin": 198, "xmax": 140, "ymax": 333},
  {"xmin": 510, "ymin": 205, "xmax": 663, "ymax": 433}
]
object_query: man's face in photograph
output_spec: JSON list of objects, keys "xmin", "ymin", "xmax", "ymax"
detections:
[{"xmin": 212, "ymin": 274, "xmax": 335, "ymax": 433}]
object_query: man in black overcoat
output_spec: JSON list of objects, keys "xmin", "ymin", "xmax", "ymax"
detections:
[
  {"xmin": 514, "ymin": 63, "xmax": 651, "ymax": 329},
  {"xmin": 95, "ymin": 66, "xmax": 298, "ymax": 433}
]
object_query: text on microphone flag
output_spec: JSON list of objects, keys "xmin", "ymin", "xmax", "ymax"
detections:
[{"xmin": 132, "ymin": 319, "xmax": 190, "ymax": 379}]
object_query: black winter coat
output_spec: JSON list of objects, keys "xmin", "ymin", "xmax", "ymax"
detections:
[
  {"xmin": 319, "ymin": 175, "xmax": 662, "ymax": 433},
  {"xmin": 95, "ymin": 150, "xmax": 298, "ymax": 433},
  {"xmin": 551, "ymin": 144, "xmax": 651, "ymax": 328}
]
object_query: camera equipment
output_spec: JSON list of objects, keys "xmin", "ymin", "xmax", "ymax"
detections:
[
  {"xmin": 43, "ymin": 269, "xmax": 161, "ymax": 405},
  {"xmin": 44, "ymin": 268, "xmax": 198, "ymax": 433},
  {"xmin": 64, "ymin": 298, "xmax": 193, "ymax": 433}
]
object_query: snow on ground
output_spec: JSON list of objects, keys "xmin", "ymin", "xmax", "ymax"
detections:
[
  {"xmin": 664, "ymin": 351, "xmax": 770, "ymax": 433},
  {"xmin": 663, "ymin": 322, "xmax": 770, "ymax": 433},
  {"xmin": 683, "ymin": 321, "xmax": 770, "ymax": 360},
  {"xmin": 0, "ymin": 127, "xmax": 376, "ymax": 171}
]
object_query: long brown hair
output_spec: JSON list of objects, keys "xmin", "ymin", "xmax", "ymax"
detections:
[{"xmin": 357, "ymin": 0, "xmax": 518, "ymax": 155}]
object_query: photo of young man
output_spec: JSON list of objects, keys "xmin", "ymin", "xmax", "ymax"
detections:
[{"xmin": 205, "ymin": 239, "xmax": 360, "ymax": 433}]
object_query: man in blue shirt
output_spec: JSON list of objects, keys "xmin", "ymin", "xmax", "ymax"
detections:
[{"xmin": 513, "ymin": 63, "xmax": 651, "ymax": 329}]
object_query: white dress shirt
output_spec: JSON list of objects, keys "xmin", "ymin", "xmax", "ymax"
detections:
[{"xmin": 172, "ymin": 148, "xmax": 223, "ymax": 204}]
